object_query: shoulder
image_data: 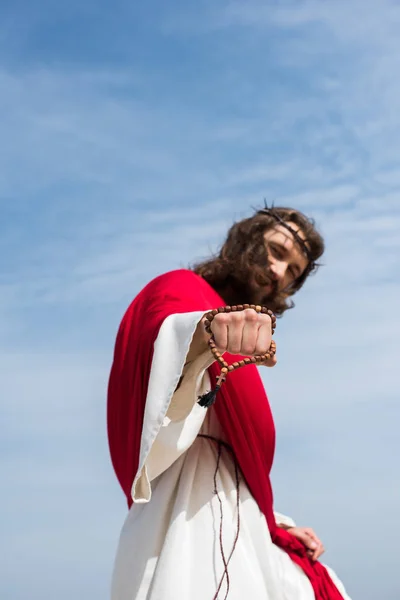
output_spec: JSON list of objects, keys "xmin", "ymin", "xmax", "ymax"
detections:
[
  {"xmin": 133, "ymin": 269, "xmax": 224, "ymax": 312},
  {"xmin": 145, "ymin": 269, "xmax": 204, "ymax": 292},
  {"xmin": 139, "ymin": 269, "xmax": 223, "ymax": 309}
]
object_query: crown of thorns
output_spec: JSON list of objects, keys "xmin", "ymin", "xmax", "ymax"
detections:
[{"xmin": 256, "ymin": 202, "xmax": 316, "ymax": 279}]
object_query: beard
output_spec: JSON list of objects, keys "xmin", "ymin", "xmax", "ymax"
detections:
[
  {"xmin": 221, "ymin": 270, "xmax": 279, "ymax": 308},
  {"xmin": 216, "ymin": 240, "xmax": 280, "ymax": 310}
]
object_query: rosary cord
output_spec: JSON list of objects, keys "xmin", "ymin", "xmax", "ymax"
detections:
[
  {"xmin": 198, "ymin": 435, "xmax": 241, "ymax": 600},
  {"xmin": 213, "ymin": 442, "xmax": 230, "ymax": 600}
]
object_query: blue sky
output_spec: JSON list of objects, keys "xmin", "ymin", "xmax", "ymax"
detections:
[{"xmin": 1, "ymin": 1, "xmax": 400, "ymax": 598}]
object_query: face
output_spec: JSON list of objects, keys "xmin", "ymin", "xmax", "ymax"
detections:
[
  {"xmin": 261, "ymin": 222, "xmax": 310, "ymax": 297},
  {"xmin": 216, "ymin": 219, "xmax": 311, "ymax": 310}
]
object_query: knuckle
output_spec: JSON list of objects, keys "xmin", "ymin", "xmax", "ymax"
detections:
[
  {"xmin": 214, "ymin": 313, "xmax": 228, "ymax": 324},
  {"xmin": 229, "ymin": 345, "xmax": 241, "ymax": 354},
  {"xmin": 230, "ymin": 311, "xmax": 243, "ymax": 323},
  {"xmin": 261, "ymin": 313, "xmax": 272, "ymax": 325},
  {"xmin": 242, "ymin": 345, "xmax": 255, "ymax": 356},
  {"xmin": 243, "ymin": 309, "xmax": 258, "ymax": 322}
]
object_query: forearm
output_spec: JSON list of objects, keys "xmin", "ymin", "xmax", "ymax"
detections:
[
  {"xmin": 185, "ymin": 316, "xmax": 211, "ymax": 364},
  {"xmin": 173, "ymin": 315, "xmax": 213, "ymax": 394},
  {"xmin": 274, "ymin": 511, "xmax": 296, "ymax": 529}
]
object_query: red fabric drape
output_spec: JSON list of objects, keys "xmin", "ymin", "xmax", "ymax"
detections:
[{"xmin": 107, "ymin": 269, "xmax": 344, "ymax": 600}]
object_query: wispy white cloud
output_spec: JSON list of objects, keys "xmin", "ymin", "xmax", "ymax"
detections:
[{"xmin": 1, "ymin": 2, "xmax": 400, "ymax": 599}]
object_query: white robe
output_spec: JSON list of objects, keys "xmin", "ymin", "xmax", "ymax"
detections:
[{"xmin": 111, "ymin": 312, "xmax": 351, "ymax": 600}]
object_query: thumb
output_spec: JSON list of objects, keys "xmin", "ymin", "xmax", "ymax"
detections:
[{"xmin": 261, "ymin": 354, "xmax": 278, "ymax": 368}]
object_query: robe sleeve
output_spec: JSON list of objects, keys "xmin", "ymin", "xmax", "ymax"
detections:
[
  {"xmin": 274, "ymin": 511, "xmax": 296, "ymax": 529},
  {"xmin": 131, "ymin": 311, "xmax": 215, "ymax": 503}
]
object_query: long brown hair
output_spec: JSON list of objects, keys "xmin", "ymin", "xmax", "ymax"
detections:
[{"xmin": 191, "ymin": 207, "xmax": 324, "ymax": 315}]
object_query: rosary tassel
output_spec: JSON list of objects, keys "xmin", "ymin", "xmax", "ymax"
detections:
[
  {"xmin": 198, "ymin": 372, "xmax": 226, "ymax": 407},
  {"xmin": 198, "ymin": 384, "xmax": 221, "ymax": 408}
]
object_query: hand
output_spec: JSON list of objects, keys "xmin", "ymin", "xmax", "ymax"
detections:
[
  {"xmin": 208, "ymin": 308, "xmax": 273, "ymax": 358},
  {"xmin": 287, "ymin": 527, "xmax": 325, "ymax": 561}
]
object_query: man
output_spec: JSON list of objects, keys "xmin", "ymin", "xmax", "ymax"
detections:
[{"xmin": 107, "ymin": 206, "xmax": 351, "ymax": 600}]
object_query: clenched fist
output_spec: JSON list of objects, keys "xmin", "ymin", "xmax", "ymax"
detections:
[{"xmin": 204, "ymin": 308, "xmax": 276, "ymax": 367}]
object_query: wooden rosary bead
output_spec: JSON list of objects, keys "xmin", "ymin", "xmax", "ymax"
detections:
[{"xmin": 203, "ymin": 304, "xmax": 277, "ymax": 393}]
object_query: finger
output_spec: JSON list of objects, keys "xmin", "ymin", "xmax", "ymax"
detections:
[
  {"xmin": 303, "ymin": 529, "xmax": 322, "ymax": 549},
  {"xmin": 301, "ymin": 529, "xmax": 323, "ymax": 562},
  {"xmin": 241, "ymin": 309, "xmax": 259, "ymax": 355},
  {"xmin": 306, "ymin": 542, "xmax": 324, "ymax": 562},
  {"xmin": 226, "ymin": 311, "xmax": 244, "ymax": 354},
  {"xmin": 255, "ymin": 319, "xmax": 272, "ymax": 355},
  {"xmin": 210, "ymin": 313, "xmax": 229, "ymax": 351},
  {"xmin": 303, "ymin": 528, "xmax": 319, "ymax": 541},
  {"xmin": 312, "ymin": 543, "xmax": 325, "ymax": 561},
  {"xmin": 297, "ymin": 532, "xmax": 318, "ymax": 552}
]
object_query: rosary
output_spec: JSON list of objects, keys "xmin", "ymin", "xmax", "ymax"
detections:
[{"xmin": 198, "ymin": 304, "xmax": 277, "ymax": 407}]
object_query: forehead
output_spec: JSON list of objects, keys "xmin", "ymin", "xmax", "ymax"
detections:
[{"xmin": 264, "ymin": 222, "xmax": 310, "ymax": 270}]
